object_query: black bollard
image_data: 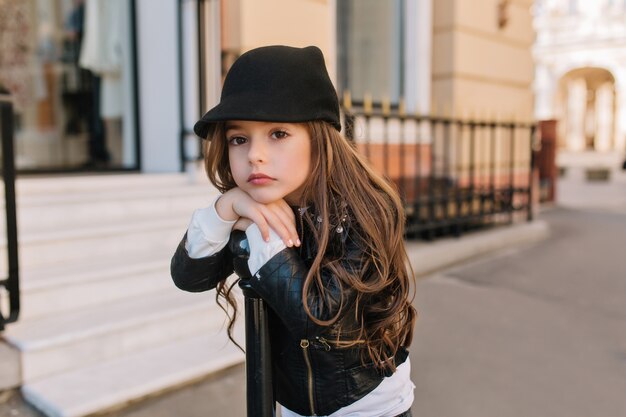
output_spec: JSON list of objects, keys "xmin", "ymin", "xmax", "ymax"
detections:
[
  {"xmin": 239, "ymin": 281, "xmax": 274, "ymax": 417},
  {"xmin": 230, "ymin": 230, "xmax": 274, "ymax": 417}
]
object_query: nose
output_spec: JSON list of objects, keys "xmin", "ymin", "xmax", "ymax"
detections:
[{"xmin": 247, "ymin": 137, "xmax": 267, "ymax": 164}]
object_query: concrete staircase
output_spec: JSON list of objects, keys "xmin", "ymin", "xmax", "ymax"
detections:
[{"xmin": 0, "ymin": 173, "xmax": 244, "ymax": 417}]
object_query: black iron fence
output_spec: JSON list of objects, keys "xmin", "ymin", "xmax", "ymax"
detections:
[
  {"xmin": 343, "ymin": 104, "xmax": 536, "ymax": 240},
  {"xmin": 0, "ymin": 90, "xmax": 20, "ymax": 330}
]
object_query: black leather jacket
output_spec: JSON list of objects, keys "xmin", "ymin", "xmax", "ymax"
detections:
[{"xmin": 170, "ymin": 207, "xmax": 408, "ymax": 416}]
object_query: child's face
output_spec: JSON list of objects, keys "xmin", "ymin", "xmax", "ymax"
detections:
[{"xmin": 225, "ymin": 120, "xmax": 311, "ymax": 205}]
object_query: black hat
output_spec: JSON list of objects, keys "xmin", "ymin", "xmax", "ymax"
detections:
[{"xmin": 193, "ymin": 45, "xmax": 341, "ymax": 139}]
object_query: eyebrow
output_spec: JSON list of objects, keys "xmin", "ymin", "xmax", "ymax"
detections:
[{"xmin": 224, "ymin": 123, "xmax": 242, "ymax": 133}]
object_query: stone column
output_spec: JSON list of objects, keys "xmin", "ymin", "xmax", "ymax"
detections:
[
  {"xmin": 615, "ymin": 88, "xmax": 626, "ymax": 152},
  {"xmin": 594, "ymin": 82, "xmax": 614, "ymax": 152},
  {"xmin": 566, "ymin": 78, "xmax": 587, "ymax": 151},
  {"xmin": 534, "ymin": 64, "xmax": 557, "ymax": 120}
]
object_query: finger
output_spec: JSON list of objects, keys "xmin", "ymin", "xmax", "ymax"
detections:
[
  {"xmin": 260, "ymin": 205, "xmax": 295, "ymax": 247},
  {"xmin": 270, "ymin": 202, "xmax": 299, "ymax": 245},
  {"xmin": 247, "ymin": 209, "xmax": 271, "ymax": 242},
  {"xmin": 274, "ymin": 201, "xmax": 300, "ymax": 246},
  {"xmin": 276, "ymin": 199, "xmax": 296, "ymax": 224}
]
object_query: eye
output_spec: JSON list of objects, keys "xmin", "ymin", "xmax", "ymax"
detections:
[
  {"xmin": 228, "ymin": 136, "xmax": 247, "ymax": 146},
  {"xmin": 271, "ymin": 130, "xmax": 288, "ymax": 140}
]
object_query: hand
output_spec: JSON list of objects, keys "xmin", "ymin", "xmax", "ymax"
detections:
[{"xmin": 216, "ymin": 188, "xmax": 300, "ymax": 247}]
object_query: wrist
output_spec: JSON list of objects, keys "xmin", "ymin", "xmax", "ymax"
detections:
[{"xmin": 215, "ymin": 193, "xmax": 239, "ymax": 222}]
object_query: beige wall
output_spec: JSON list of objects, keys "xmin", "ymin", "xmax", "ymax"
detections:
[
  {"xmin": 433, "ymin": 0, "xmax": 535, "ymax": 120},
  {"xmin": 221, "ymin": 0, "xmax": 335, "ymax": 79},
  {"xmin": 221, "ymin": 0, "xmax": 535, "ymax": 121}
]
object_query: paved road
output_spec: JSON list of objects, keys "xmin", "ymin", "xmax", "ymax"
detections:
[{"xmin": 412, "ymin": 206, "xmax": 626, "ymax": 417}]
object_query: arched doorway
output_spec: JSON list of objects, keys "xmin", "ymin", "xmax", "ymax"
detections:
[{"xmin": 556, "ymin": 68, "xmax": 616, "ymax": 152}]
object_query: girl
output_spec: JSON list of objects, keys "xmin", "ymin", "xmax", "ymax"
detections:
[{"xmin": 171, "ymin": 45, "xmax": 417, "ymax": 417}]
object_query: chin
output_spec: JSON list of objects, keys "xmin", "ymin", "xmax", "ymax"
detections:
[{"xmin": 247, "ymin": 189, "xmax": 286, "ymax": 204}]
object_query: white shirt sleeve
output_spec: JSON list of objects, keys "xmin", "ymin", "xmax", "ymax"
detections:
[
  {"xmin": 245, "ymin": 223, "xmax": 287, "ymax": 276},
  {"xmin": 185, "ymin": 196, "xmax": 236, "ymax": 259}
]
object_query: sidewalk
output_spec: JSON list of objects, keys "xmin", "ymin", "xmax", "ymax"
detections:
[
  {"xmin": 406, "ymin": 220, "xmax": 549, "ymax": 278},
  {"xmin": 556, "ymin": 165, "xmax": 626, "ymax": 214}
]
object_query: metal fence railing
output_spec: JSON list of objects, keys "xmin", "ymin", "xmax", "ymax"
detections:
[
  {"xmin": 0, "ymin": 90, "xmax": 20, "ymax": 330},
  {"xmin": 178, "ymin": 0, "xmax": 221, "ymax": 175},
  {"xmin": 343, "ymin": 104, "xmax": 536, "ymax": 240}
]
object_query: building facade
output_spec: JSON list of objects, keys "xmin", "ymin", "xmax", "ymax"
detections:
[
  {"xmin": 433, "ymin": 0, "xmax": 535, "ymax": 118},
  {"xmin": 533, "ymin": 0, "xmax": 626, "ymax": 153},
  {"xmin": 0, "ymin": 0, "xmax": 536, "ymax": 174}
]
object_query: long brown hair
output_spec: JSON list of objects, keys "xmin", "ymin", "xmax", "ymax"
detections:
[{"xmin": 203, "ymin": 121, "xmax": 417, "ymax": 370}]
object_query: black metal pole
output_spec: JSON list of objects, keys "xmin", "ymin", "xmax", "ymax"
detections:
[
  {"xmin": 0, "ymin": 91, "xmax": 20, "ymax": 330},
  {"xmin": 508, "ymin": 123, "xmax": 516, "ymax": 224},
  {"xmin": 528, "ymin": 124, "xmax": 536, "ymax": 222},
  {"xmin": 239, "ymin": 280, "xmax": 274, "ymax": 417},
  {"xmin": 176, "ymin": 0, "xmax": 186, "ymax": 172}
]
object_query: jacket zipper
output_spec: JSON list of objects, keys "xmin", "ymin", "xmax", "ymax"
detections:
[
  {"xmin": 298, "ymin": 208, "xmax": 305, "ymax": 255},
  {"xmin": 300, "ymin": 339, "xmax": 316, "ymax": 415},
  {"xmin": 316, "ymin": 336, "xmax": 331, "ymax": 351}
]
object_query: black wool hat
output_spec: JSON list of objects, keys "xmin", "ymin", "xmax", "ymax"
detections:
[{"xmin": 193, "ymin": 45, "xmax": 341, "ymax": 139}]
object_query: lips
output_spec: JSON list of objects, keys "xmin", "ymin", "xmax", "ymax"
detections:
[{"xmin": 247, "ymin": 173, "xmax": 275, "ymax": 185}]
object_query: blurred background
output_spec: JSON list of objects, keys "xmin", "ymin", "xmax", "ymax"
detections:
[{"xmin": 0, "ymin": 0, "xmax": 625, "ymax": 416}]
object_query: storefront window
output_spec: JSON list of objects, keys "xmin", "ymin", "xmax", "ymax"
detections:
[{"xmin": 0, "ymin": 0, "xmax": 137, "ymax": 171}]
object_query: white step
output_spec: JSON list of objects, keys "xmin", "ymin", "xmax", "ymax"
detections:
[
  {"xmin": 0, "ymin": 172, "xmax": 215, "ymax": 235},
  {"xmin": 1, "ymin": 173, "xmax": 245, "ymax": 417},
  {"xmin": 12, "ymin": 173, "xmax": 203, "ymax": 196},
  {"xmin": 21, "ymin": 332, "xmax": 245, "ymax": 417},
  {"xmin": 17, "ymin": 255, "xmax": 173, "ymax": 319},
  {"xmin": 4, "ymin": 287, "xmax": 237, "ymax": 381},
  {"xmin": 8, "ymin": 187, "xmax": 216, "ymax": 236},
  {"xmin": 0, "ymin": 217, "xmax": 187, "ymax": 271},
  {"xmin": 8, "ymin": 186, "xmax": 215, "ymax": 234}
]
